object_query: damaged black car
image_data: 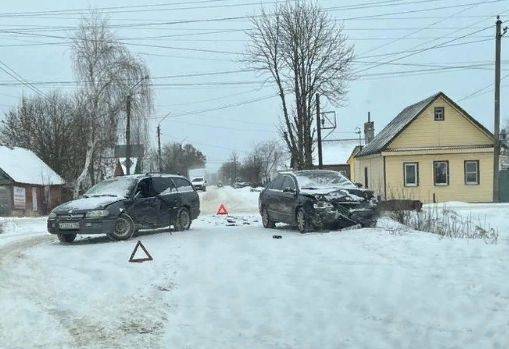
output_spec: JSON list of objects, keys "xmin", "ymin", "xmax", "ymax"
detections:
[{"xmin": 259, "ymin": 170, "xmax": 378, "ymax": 233}]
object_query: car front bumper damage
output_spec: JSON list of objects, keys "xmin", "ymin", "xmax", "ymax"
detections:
[{"xmin": 311, "ymin": 205, "xmax": 377, "ymax": 229}]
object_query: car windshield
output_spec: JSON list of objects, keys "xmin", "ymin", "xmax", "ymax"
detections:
[
  {"xmin": 84, "ymin": 177, "xmax": 137, "ymax": 197},
  {"xmin": 295, "ymin": 170, "xmax": 356, "ymax": 190},
  {"xmin": 192, "ymin": 178, "xmax": 203, "ymax": 182}
]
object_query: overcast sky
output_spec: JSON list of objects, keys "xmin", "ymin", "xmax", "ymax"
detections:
[{"xmin": 0, "ymin": 0, "xmax": 507, "ymax": 172}]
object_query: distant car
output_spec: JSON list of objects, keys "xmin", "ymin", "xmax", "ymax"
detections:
[
  {"xmin": 47, "ymin": 174, "xmax": 200, "ymax": 243},
  {"xmin": 258, "ymin": 170, "xmax": 378, "ymax": 233},
  {"xmin": 191, "ymin": 177, "xmax": 207, "ymax": 191}
]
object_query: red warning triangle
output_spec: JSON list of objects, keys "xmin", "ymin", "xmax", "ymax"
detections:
[
  {"xmin": 216, "ymin": 204, "xmax": 229, "ymax": 215},
  {"xmin": 129, "ymin": 241, "xmax": 153, "ymax": 263}
]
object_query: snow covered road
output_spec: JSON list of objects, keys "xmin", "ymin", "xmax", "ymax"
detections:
[{"xmin": 0, "ymin": 188, "xmax": 508, "ymax": 348}]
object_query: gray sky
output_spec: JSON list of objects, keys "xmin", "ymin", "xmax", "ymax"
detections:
[{"xmin": 0, "ymin": 0, "xmax": 507, "ymax": 172}]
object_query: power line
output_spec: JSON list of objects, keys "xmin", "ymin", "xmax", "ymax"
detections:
[
  {"xmin": 458, "ymin": 73, "xmax": 509, "ymax": 101},
  {"xmin": 354, "ymin": 24, "xmax": 494, "ymax": 74}
]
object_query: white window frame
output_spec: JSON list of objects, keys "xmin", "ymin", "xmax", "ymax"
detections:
[
  {"xmin": 403, "ymin": 162, "xmax": 419, "ymax": 187},
  {"xmin": 464, "ymin": 160, "xmax": 480, "ymax": 185}
]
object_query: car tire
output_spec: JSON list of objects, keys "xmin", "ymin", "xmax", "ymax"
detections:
[
  {"xmin": 261, "ymin": 208, "xmax": 276, "ymax": 228},
  {"xmin": 57, "ymin": 233, "xmax": 76, "ymax": 243},
  {"xmin": 108, "ymin": 214, "xmax": 135, "ymax": 241},
  {"xmin": 296, "ymin": 208, "xmax": 311, "ymax": 234},
  {"xmin": 174, "ymin": 207, "xmax": 192, "ymax": 231}
]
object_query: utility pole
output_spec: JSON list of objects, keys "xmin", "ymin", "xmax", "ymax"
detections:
[
  {"xmin": 157, "ymin": 124, "xmax": 162, "ymax": 172},
  {"xmin": 316, "ymin": 93, "xmax": 323, "ymax": 169},
  {"xmin": 125, "ymin": 94, "xmax": 132, "ymax": 175},
  {"xmin": 493, "ymin": 16, "xmax": 506, "ymax": 202}
]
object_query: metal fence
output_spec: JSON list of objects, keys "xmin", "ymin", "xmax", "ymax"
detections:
[{"xmin": 500, "ymin": 170, "xmax": 509, "ymax": 202}]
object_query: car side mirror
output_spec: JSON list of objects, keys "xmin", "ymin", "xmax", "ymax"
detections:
[{"xmin": 283, "ymin": 187, "xmax": 295, "ymax": 193}]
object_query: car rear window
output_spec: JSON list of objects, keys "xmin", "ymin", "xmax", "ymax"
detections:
[
  {"xmin": 172, "ymin": 177, "xmax": 194, "ymax": 192},
  {"xmin": 152, "ymin": 177, "xmax": 176, "ymax": 194}
]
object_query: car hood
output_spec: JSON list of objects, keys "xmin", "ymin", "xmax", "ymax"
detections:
[
  {"xmin": 53, "ymin": 195, "xmax": 124, "ymax": 213},
  {"xmin": 300, "ymin": 187, "xmax": 372, "ymax": 202}
]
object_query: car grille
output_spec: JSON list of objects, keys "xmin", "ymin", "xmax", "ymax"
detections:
[{"xmin": 58, "ymin": 213, "xmax": 85, "ymax": 220}]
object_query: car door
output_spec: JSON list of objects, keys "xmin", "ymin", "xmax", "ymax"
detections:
[
  {"xmin": 152, "ymin": 176, "xmax": 179, "ymax": 228},
  {"xmin": 130, "ymin": 178, "xmax": 160, "ymax": 227},
  {"xmin": 265, "ymin": 175, "xmax": 284, "ymax": 221},
  {"xmin": 279, "ymin": 175, "xmax": 298, "ymax": 224},
  {"xmin": 173, "ymin": 177, "xmax": 199, "ymax": 213}
]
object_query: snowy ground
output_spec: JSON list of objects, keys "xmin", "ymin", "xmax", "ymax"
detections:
[{"xmin": 0, "ymin": 187, "xmax": 508, "ymax": 348}]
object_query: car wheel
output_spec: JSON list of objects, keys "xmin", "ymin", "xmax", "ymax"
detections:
[
  {"xmin": 57, "ymin": 233, "xmax": 76, "ymax": 243},
  {"xmin": 296, "ymin": 208, "xmax": 311, "ymax": 234},
  {"xmin": 108, "ymin": 214, "xmax": 135, "ymax": 241},
  {"xmin": 261, "ymin": 208, "xmax": 276, "ymax": 228},
  {"xmin": 174, "ymin": 207, "xmax": 191, "ymax": 231}
]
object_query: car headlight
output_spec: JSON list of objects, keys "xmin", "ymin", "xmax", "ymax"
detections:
[
  {"xmin": 85, "ymin": 210, "xmax": 110, "ymax": 219},
  {"xmin": 48, "ymin": 212, "xmax": 57, "ymax": 219},
  {"xmin": 313, "ymin": 201, "xmax": 334, "ymax": 210}
]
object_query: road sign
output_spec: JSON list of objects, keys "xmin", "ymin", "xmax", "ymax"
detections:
[{"xmin": 115, "ymin": 144, "xmax": 144, "ymax": 158}]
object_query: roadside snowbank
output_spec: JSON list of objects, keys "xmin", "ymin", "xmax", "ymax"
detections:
[{"xmin": 199, "ymin": 185, "xmax": 259, "ymax": 214}]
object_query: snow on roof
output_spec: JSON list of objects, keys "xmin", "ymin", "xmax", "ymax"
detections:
[
  {"xmin": 0, "ymin": 146, "xmax": 65, "ymax": 185},
  {"xmin": 314, "ymin": 139, "xmax": 361, "ymax": 166}
]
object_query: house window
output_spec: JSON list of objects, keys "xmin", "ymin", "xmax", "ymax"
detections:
[
  {"xmin": 464, "ymin": 160, "xmax": 480, "ymax": 185},
  {"xmin": 434, "ymin": 107, "xmax": 445, "ymax": 121},
  {"xmin": 433, "ymin": 161, "xmax": 449, "ymax": 186},
  {"xmin": 403, "ymin": 162, "xmax": 419, "ymax": 187}
]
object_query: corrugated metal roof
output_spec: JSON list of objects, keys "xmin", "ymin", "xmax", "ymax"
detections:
[{"xmin": 357, "ymin": 92, "xmax": 441, "ymax": 157}]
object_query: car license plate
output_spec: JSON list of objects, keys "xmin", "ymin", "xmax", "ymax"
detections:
[{"xmin": 59, "ymin": 222, "xmax": 79, "ymax": 230}]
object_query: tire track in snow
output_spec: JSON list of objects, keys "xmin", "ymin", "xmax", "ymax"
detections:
[
  {"xmin": 0, "ymin": 234, "xmax": 52, "ymax": 267},
  {"xmin": 0, "ymin": 234, "xmax": 176, "ymax": 348}
]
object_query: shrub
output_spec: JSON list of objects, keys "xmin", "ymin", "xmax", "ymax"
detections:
[{"xmin": 391, "ymin": 205, "xmax": 499, "ymax": 244}]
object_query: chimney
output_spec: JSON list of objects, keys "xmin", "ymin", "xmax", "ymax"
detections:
[{"xmin": 364, "ymin": 112, "xmax": 375, "ymax": 144}]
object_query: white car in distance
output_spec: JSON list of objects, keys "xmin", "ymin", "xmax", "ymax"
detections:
[{"xmin": 191, "ymin": 177, "xmax": 207, "ymax": 191}]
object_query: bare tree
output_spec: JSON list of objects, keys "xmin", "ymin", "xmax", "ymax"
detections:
[
  {"xmin": 219, "ymin": 151, "xmax": 241, "ymax": 185},
  {"xmin": 71, "ymin": 11, "xmax": 152, "ymax": 197},
  {"xmin": 0, "ymin": 91, "xmax": 88, "ymax": 182},
  {"xmin": 246, "ymin": 1, "xmax": 354, "ymax": 169},
  {"xmin": 254, "ymin": 140, "xmax": 288, "ymax": 183}
]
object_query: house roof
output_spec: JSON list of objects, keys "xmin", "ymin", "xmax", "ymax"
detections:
[
  {"xmin": 313, "ymin": 139, "xmax": 362, "ymax": 166},
  {"xmin": 356, "ymin": 91, "xmax": 494, "ymax": 157},
  {"xmin": 0, "ymin": 146, "xmax": 65, "ymax": 185}
]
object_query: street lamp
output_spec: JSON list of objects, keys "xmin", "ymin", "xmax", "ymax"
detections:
[{"xmin": 125, "ymin": 75, "xmax": 149, "ymax": 175}]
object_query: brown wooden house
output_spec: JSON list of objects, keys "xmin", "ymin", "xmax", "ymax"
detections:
[{"xmin": 0, "ymin": 146, "xmax": 65, "ymax": 216}]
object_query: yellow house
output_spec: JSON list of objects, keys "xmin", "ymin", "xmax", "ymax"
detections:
[{"xmin": 350, "ymin": 92, "xmax": 495, "ymax": 203}]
